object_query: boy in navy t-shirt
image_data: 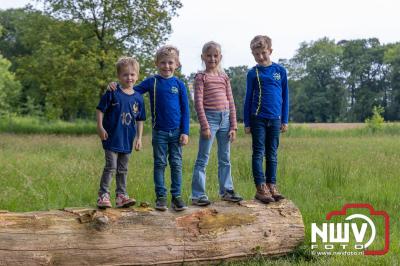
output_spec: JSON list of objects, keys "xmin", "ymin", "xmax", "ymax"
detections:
[
  {"xmin": 244, "ymin": 35, "xmax": 289, "ymax": 204},
  {"xmin": 96, "ymin": 57, "xmax": 146, "ymax": 209}
]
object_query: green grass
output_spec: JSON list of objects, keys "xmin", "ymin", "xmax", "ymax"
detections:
[
  {"xmin": 2, "ymin": 115, "xmax": 400, "ymax": 138},
  {"xmin": 0, "ymin": 127, "xmax": 399, "ymax": 265},
  {"xmin": 0, "ymin": 115, "xmax": 97, "ymax": 134}
]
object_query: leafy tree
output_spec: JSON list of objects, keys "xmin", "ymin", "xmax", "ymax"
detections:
[
  {"xmin": 41, "ymin": 0, "xmax": 182, "ymax": 95},
  {"xmin": 288, "ymin": 38, "xmax": 345, "ymax": 122},
  {"xmin": 0, "ymin": 8, "xmax": 105, "ymax": 119},
  {"xmin": 0, "ymin": 9, "xmax": 33, "ymax": 70},
  {"xmin": 384, "ymin": 43, "xmax": 400, "ymax": 120},
  {"xmin": 0, "ymin": 0, "xmax": 182, "ymax": 120},
  {"xmin": 0, "ymin": 26, "xmax": 21, "ymax": 115},
  {"xmin": 365, "ymin": 105, "xmax": 384, "ymax": 132},
  {"xmin": 339, "ymin": 38, "xmax": 389, "ymax": 121}
]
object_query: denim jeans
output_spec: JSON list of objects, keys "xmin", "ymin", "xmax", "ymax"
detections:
[
  {"xmin": 152, "ymin": 128, "xmax": 182, "ymax": 198},
  {"xmin": 191, "ymin": 111, "xmax": 234, "ymax": 199},
  {"xmin": 251, "ymin": 116, "xmax": 281, "ymax": 185},
  {"xmin": 99, "ymin": 150, "xmax": 130, "ymax": 195}
]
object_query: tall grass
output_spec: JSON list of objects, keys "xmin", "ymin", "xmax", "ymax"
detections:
[
  {"xmin": 0, "ymin": 115, "xmax": 96, "ymax": 135},
  {"xmin": 2, "ymin": 115, "xmax": 400, "ymax": 137}
]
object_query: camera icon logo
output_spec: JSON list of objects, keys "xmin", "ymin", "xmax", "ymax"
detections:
[{"xmin": 311, "ymin": 203, "xmax": 389, "ymax": 256}]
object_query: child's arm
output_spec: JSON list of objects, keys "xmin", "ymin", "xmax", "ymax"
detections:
[
  {"xmin": 281, "ymin": 68, "xmax": 289, "ymax": 132},
  {"xmin": 134, "ymin": 96, "xmax": 146, "ymax": 150},
  {"xmin": 225, "ymin": 76, "xmax": 237, "ymax": 142},
  {"xmin": 106, "ymin": 78, "xmax": 152, "ymax": 93},
  {"xmin": 243, "ymin": 70, "xmax": 254, "ymax": 134},
  {"xmin": 134, "ymin": 121, "xmax": 143, "ymax": 151},
  {"xmin": 194, "ymin": 74, "xmax": 211, "ymax": 139},
  {"xmin": 96, "ymin": 109, "xmax": 108, "ymax": 140},
  {"xmin": 96, "ymin": 91, "xmax": 112, "ymax": 140},
  {"xmin": 179, "ymin": 80, "xmax": 190, "ymax": 145},
  {"xmin": 134, "ymin": 78, "xmax": 151, "ymax": 94}
]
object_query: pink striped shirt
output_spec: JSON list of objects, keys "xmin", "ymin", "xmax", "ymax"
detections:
[{"xmin": 194, "ymin": 72, "xmax": 237, "ymax": 131}]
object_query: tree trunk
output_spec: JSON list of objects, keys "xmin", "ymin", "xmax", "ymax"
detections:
[{"xmin": 0, "ymin": 200, "xmax": 304, "ymax": 265}]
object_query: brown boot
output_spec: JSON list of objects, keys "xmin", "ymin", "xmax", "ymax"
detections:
[
  {"xmin": 267, "ymin": 183, "xmax": 285, "ymax": 201},
  {"xmin": 255, "ymin": 183, "xmax": 275, "ymax": 203}
]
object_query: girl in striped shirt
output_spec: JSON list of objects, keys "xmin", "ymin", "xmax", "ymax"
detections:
[{"xmin": 191, "ymin": 41, "xmax": 243, "ymax": 206}]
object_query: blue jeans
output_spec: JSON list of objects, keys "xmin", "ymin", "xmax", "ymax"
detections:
[
  {"xmin": 251, "ymin": 116, "xmax": 281, "ymax": 185},
  {"xmin": 152, "ymin": 128, "xmax": 182, "ymax": 198},
  {"xmin": 191, "ymin": 111, "xmax": 234, "ymax": 199}
]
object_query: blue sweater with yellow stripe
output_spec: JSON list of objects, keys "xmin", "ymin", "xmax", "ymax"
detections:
[
  {"xmin": 135, "ymin": 75, "xmax": 190, "ymax": 135},
  {"xmin": 243, "ymin": 63, "xmax": 289, "ymax": 127}
]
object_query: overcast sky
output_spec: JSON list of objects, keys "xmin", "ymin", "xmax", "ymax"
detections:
[{"xmin": 1, "ymin": 0, "xmax": 399, "ymax": 75}]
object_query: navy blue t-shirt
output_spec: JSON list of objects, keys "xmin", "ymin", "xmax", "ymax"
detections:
[{"xmin": 96, "ymin": 86, "xmax": 146, "ymax": 153}]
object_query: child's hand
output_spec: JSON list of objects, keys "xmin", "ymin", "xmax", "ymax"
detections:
[
  {"xmin": 201, "ymin": 128, "xmax": 211, "ymax": 139},
  {"xmin": 280, "ymin": 124, "xmax": 288, "ymax": 133},
  {"xmin": 98, "ymin": 127, "xmax": 108, "ymax": 140},
  {"xmin": 134, "ymin": 138, "xmax": 142, "ymax": 151},
  {"xmin": 180, "ymin": 134, "xmax": 189, "ymax": 145},
  {"xmin": 228, "ymin": 130, "xmax": 236, "ymax": 142},
  {"xmin": 245, "ymin": 127, "xmax": 251, "ymax": 134},
  {"xmin": 107, "ymin": 82, "xmax": 118, "ymax": 91}
]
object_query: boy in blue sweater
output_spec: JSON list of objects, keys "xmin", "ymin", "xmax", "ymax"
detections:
[
  {"xmin": 109, "ymin": 45, "xmax": 190, "ymax": 211},
  {"xmin": 96, "ymin": 57, "xmax": 146, "ymax": 209},
  {"xmin": 244, "ymin": 35, "xmax": 289, "ymax": 204}
]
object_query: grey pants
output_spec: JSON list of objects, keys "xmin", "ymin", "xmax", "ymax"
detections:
[{"xmin": 99, "ymin": 150, "xmax": 130, "ymax": 196}]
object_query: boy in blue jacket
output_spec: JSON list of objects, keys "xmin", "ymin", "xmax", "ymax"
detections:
[
  {"xmin": 244, "ymin": 35, "xmax": 289, "ymax": 204},
  {"xmin": 109, "ymin": 46, "xmax": 190, "ymax": 211}
]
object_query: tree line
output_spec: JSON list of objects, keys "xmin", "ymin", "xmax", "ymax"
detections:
[
  {"xmin": 1, "ymin": 2, "xmax": 399, "ymax": 122},
  {"xmin": 0, "ymin": 0, "xmax": 181, "ymax": 120}
]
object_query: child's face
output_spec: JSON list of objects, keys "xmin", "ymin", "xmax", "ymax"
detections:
[
  {"xmin": 118, "ymin": 66, "xmax": 138, "ymax": 88},
  {"xmin": 202, "ymin": 47, "xmax": 222, "ymax": 70},
  {"xmin": 156, "ymin": 56, "xmax": 178, "ymax": 78},
  {"xmin": 252, "ymin": 46, "xmax": 273, "ymax": 66}
]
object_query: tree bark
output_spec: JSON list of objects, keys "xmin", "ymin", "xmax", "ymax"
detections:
[{"xmin": 0, "ymin": 199, "xmax": 304, "ymax": 265}]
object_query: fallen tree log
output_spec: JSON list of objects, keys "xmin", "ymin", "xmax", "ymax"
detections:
[{"xmin": 0, "ymin": 199, "xmax": 304, "ymax": 265}]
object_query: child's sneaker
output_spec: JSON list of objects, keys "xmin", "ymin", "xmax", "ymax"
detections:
[
  {"xmin": 221, "ymin": 190, "xmax": 243, "ymax": 202},
  {"xmin": 267, "ymin": 183, "xmax": 285, "ymax": 201},
  {"xmin": 116, "ymin": 194, "xmax": 136, "ymax": 208},
  {"xmin": 192, "ymin": 197, "xmax": 211, "ymax": 206},
  {"xmin": 171, "ymin": 196, "xmax": 188, "ymax": 211},
  {"xmin": 97, "ymin": 193, "xmax": 112, "ymax": 209},
  {"xmin": 155, "ymin": 197, "xmax": 168, "ymax": 211},
  {"xmin": 255, "ymin": 183, "xmax": 275, "ymax": 204}
]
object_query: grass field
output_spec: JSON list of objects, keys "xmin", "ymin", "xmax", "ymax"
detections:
[{"xmin": 0, "ymin": 124, "xmax": 399, "ymax": 265}]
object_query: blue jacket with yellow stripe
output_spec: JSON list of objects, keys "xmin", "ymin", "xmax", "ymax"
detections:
[
  {"xmin": 135, "ymin": 75, "xmax": 190, "ymax": 135},
  {"xmin": 243, "ymin": 63, "xmax": 289, "ymax": 127}
]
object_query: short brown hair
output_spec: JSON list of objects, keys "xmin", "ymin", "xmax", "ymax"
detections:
[
  {"xmin": 155, "ymin": 45, "xmax": 181, "ymax": 67},
  {"xmin": 116, "ymin": 56, "xmax": 139, "ymax": 75},
  {"xmin": 250, "ymin": 35, "xmax": 272, "ymax": 51}
]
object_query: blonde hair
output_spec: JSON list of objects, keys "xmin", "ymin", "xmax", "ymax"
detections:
[
  {"xmin": 250, "ymin": 35, "xmax": 272, "ymax": 51},
  {"xmin": 201, "ymin": 41, "xmax": 224, "ymax": 73},
  {"xmin": 155, "ymin": 45, "xmax": 181, "ymax": 67},
  {"xmin": 116, "ymin": 56, "xmax": 139, "ymax": 75}
]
